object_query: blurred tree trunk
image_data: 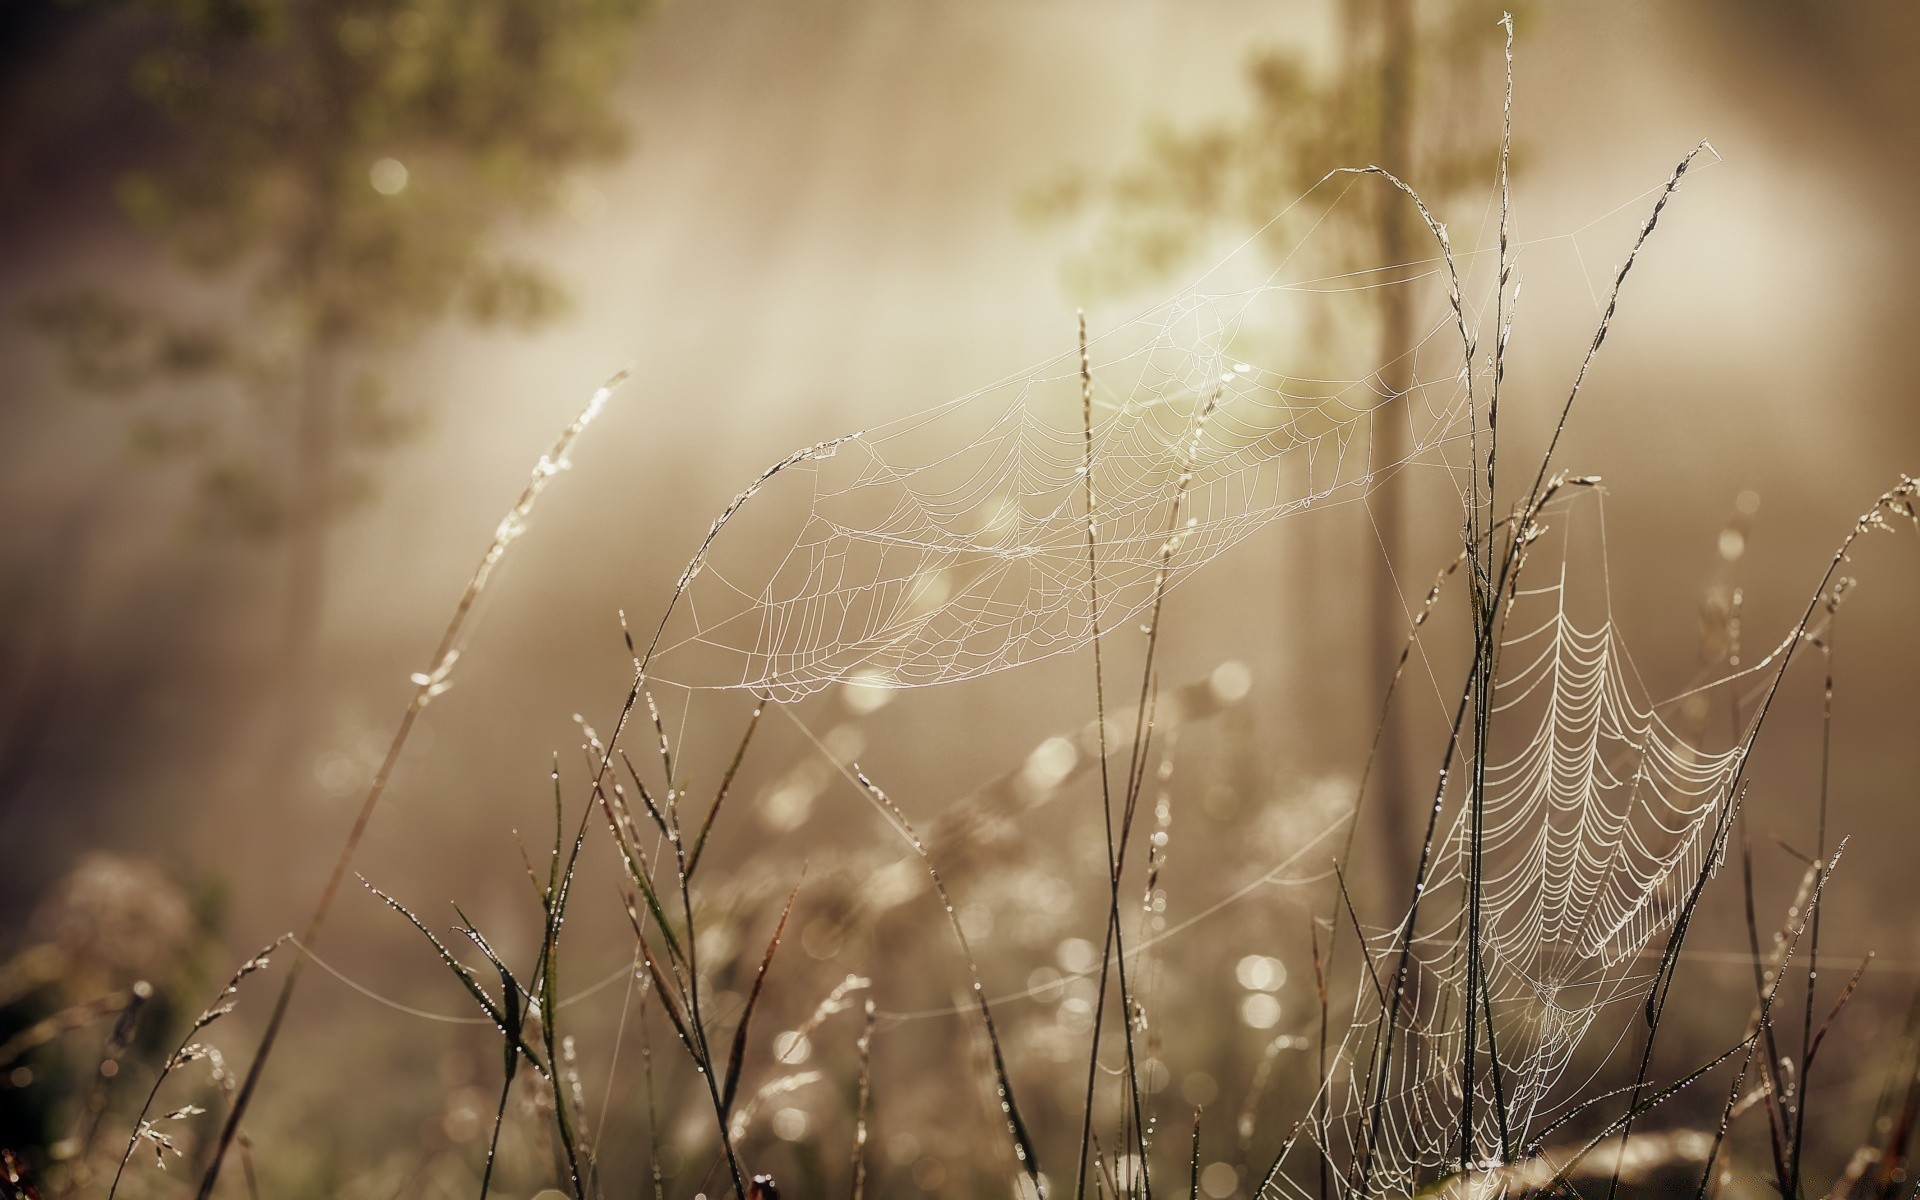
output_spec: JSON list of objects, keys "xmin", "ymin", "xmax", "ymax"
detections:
[
  {"xmin": 265, "ymin": 20, "xmax": 346, "ymax": 798},
  {"xmin": 1365, "ymin": 0, "xmax": 1418, "ymax": 900},
  {"xmin": 266, "ymin": 337, "xmax": 337, "ymax": 796}
]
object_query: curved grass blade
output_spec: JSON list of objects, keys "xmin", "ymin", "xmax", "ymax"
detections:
[
  {"xmin": 362, "ymin": 883, "xmax": 508, "ymax": 1033},
  {"xmin": 688, "ymin": 701, "xmax": 765, "ymax": 879},
  {"xmin": 623, "ymin": 895, "xmax": 696, "ymax": 1062},
  {"xmin": 721, "ymin": 878, "xmax": 802, "ymax": 1119},
  {"xmin": 618, "ymin": 749, "xmax": 673, "ymax": 843}
]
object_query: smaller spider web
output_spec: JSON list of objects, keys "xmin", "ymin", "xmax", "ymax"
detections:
[{"xmin": 644, "ymin": 178, "xmax": 1480, "ymax": 700}]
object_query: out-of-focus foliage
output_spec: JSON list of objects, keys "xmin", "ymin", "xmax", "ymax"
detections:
[
  {"xmin": 1027, "ymin": 0, "xmax": 1531, "ymax": 300},
  {"xmin": 30, "ymin": 0, "xmax": 649, "ymax": 538},
  {"xmin": 0, "ymin": 854, "xmax": 224, "ymax": 1186}
]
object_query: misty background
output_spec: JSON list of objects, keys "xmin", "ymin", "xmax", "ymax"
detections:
[{"xmin": 1, "ymin": 0, "xmax": 1917, "ymax": 1192}]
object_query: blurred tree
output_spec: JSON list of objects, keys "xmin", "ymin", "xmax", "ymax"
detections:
[
  {"xmin": 1029, "ymin": 0, "xmax": 1527, "ymax": 896},
  {"xmin": 29, "ymin": 0, "xmax": 651, "ymax": 781}
]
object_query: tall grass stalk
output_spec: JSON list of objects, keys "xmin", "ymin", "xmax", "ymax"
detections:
[
  {"xmin": 1073, "ymin": 308, "xmax": 1123, "ymax": 1200},
  {"xmin": 196, "ymin": 371, "xmax": 630, "ymax": 1198},
  {"xmin": 849, "ymin": 767, "xmax": 1046, "ymax": 1195}
]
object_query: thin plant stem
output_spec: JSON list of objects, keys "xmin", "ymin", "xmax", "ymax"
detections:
[{"xmin": 196, "ymin": 372, "xmax": 629, "ymax": 1199}]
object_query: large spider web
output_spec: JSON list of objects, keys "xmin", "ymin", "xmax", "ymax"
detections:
[
  {"xmin": 642, "ymin": 178, "xmax": 1480, "ymax": 700},
  {"xmin": 1275, "ymin": 492, "xmax": 1752, "ymax": 1198},
  {"xmin": 630, "ymin": 152, "xmax": 1752, "ymax": 1194}
]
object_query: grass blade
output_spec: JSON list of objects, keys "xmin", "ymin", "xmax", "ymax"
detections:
[
  {"xmin": 720, "ymin": 878, "xmax": 802, "ymax": 1119},
  {"xmin": 688, "ymin": 701, "xmax": 764, "ymax": 878},
  {"xmin": 1187, "ymin": 1109, "xmax": 1203, "ymax": 1200}
]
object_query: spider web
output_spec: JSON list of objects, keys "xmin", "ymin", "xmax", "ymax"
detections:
[
  {"xmin": 632, "ymin": 154, "xmax": 1749, "ymax": 1192},
  {"xmin": 1276, "ymin": 492, "xmax": 1752, "ymax": 1198},
  {"xmin": 642, "ymin": 177, "xmax": 1480, "ymax": 700}
]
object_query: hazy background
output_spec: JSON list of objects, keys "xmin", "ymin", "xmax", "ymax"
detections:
[{"xmin": 2, "ymin": 1, "xmax": 1918, "ymax": 1192}]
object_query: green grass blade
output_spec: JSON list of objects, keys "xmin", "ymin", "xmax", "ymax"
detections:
[{"xmin": 720, "ymin": 877, "xmax": 801, "ymax": 1119}]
